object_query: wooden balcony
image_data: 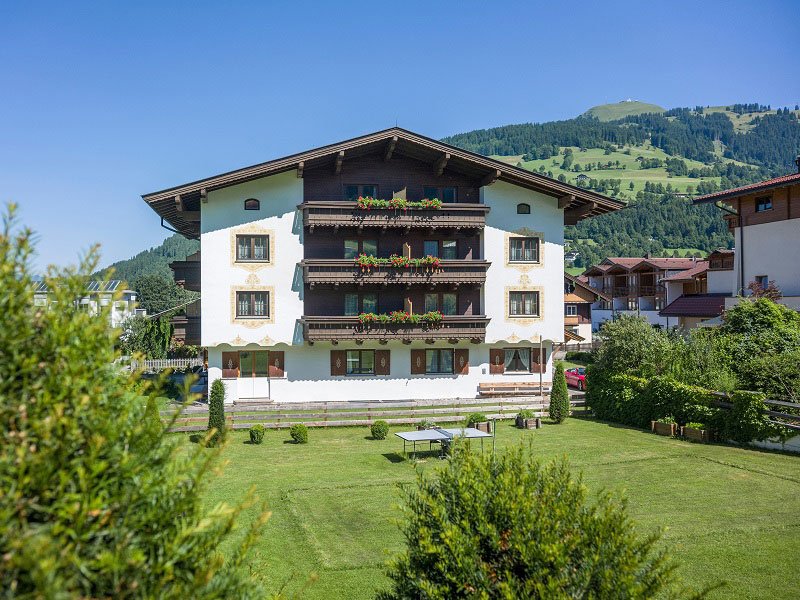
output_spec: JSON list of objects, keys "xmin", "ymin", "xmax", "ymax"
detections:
[
  {"xmin": 613, "ymin": 286, "xmax": 632, "ymax": 296},
  {"xmin": 169, "ymin": 259, "xmax": 200, "ymax": 292},
  {"xmin": 171, "ymin": 314, "xmax": 201, "ymax": 346},
  {"xmin": 299, "ymin": 201, "xmax": 490, "ymax": 231},
  {"xmin": 300, "ymin": 315, "xmax": 490, "ymax": 343},
  {"xmin": 564, "ymin": 315, "xmax": 591, "ymax": 326},
  {"xmin": 301, "ymin": 259, "xmax": 490, "ymax": 287}
]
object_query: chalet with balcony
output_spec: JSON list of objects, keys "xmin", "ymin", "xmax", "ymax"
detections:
[
  {"xmin": 169, "ymin": 250, "xmax": 201, "ymax": 346},
  {"xmin": 563, "ymin": 273, "xmax": 606, "ymax": 344},
  {"xmin": 142, "ymin": 127, "xmax": 621, "ymax": 403}
]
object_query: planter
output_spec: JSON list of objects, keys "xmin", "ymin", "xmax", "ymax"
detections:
[
  {"xmin": 681, "ymin": 426, "xmax": 711, "ymax": 443},
  {"xmin": 474, "ymin": 421, "xmax": 492, "ymax": 434},
  {"xmin": 651, "ymin": 421, "xmax": 677, "ymax": 437},
  {"xmin": 524, "ymin": 417, "xmax": 540, "ymax": 430}
]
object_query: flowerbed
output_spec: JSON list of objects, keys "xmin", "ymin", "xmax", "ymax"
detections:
[
  {"xmin": 357, "ymin": 310, "xmax": 443, "ymax": 325},
  {"xmin": 356, "ymin": 196, "xmax": 442, "ymax": 210}
]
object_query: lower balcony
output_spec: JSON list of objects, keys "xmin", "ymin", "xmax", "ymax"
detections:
[
  {"xmin": 301, "ymin": 259, "xmax": 490, "ymax": 287},
  {"xmin": 170, "ymin": 314, "xmax": 201, "ymax": 347},
  {"xmin": 300, "ymin": 315, "xmax": 490, "ymax": 343}
]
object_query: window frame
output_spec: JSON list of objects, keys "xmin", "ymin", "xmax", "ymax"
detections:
[
  {"xmin": 424, "ymin": 292, "xmax": 457, "ymax": 315},
  {"xmin": 235, "ymin": 290, "xmax": 270, "ymax": 318},
  {"xmin": 423, "ymin": 186, "xmax": 457, "ymax": 203},
  {"xmin": 508, "ymin": 291, "xmax": 540, "ymax": 317},
  {"xmin": 508, "ymin": 237, "xmax": 541, "ymax": 263},
  {"xmin": 346, "ymin": 349, "xmax": 375, "ymax": 376},
  {"xmin": 503, "ymin": 347, "xmax": 533, "ymax": 373},
  {"xmin": 244, "ymin": 198, "xmax": 260, "ymax": 211},
  {"xmin": 344, "ymin": 238, "xmax": 379, "ymax": 259},
  {"xmin": 345, "ymin": 184, "xmax": 379, "ymax": 200},
  {"xmin": 754, "ymin": 275, "xmax": 769, "ymax": 289},
  {"xmin": 345, "ymin": 292, "xmax": 378, "ymax": 315},
  {"xmin": 235, "ymin": 234, "xmax": 270, "ymax": 262},
  {"xmin": 517, "ymin": 203, "xmax": 531, "ymax": 214},
  {"xmin": 238, "ymin": 350, "xmax": 270, "ymax": 377},
  {"xmin": 755, "ymin": 196, "xmax": 773, "ymax": 213},
  {"xmin": 425, "ymin": 348, "xmax": 455, "ymax": 374},
  {"xmin": 565, "ymin": 304, "xmax": 578, "ymax": 316}
]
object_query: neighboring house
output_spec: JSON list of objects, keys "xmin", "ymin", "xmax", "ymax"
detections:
[
  {"xmin": 169, "ymin": 250, "xmax": 201, "ymax": 346},
  {"xmin": 575, "ymin": 173, "xmax": 590, "ymax": 184},
  {"xmin": 141, "ymin": 127, "xmax": 622, "ymax": 403},
  {"xmin": 694, "ymin": 161, "xmax": 800, "ymax": 310},
  {"xmin": 583, "ymin": 256, "xmax": 703, "ymax": 330},
  {"xmin": 563, "ymin": 273, "xmax": 606, "ymax": 344},
  {"xmin": 33, "ymin": 280, "xmax": 142, "ymax": 328},
  {"xmin": 564, "ymin": 250, "xmax": 580, "ymax": 264}
]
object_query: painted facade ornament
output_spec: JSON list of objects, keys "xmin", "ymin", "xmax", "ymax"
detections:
[
  {"xmin": 245, "ymin": 273, "xmax": 261, "ymax": 285},
  {"xmin": 231, "ymin": 335, "xmax": 246, "ymax": 346},
  {"xmin": 519, "ymin": 274, "xmax": 531, "ymax": 285},
  {"xmin": 508, "ymin": 333, "xmax": 520, "ymax": 342}
]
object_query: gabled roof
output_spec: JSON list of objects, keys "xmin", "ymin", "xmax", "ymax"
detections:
[
  {"xmin": 565, "ymin": 272, "xmax": 610, "ymax": 301},
  {"xmin": 630, "ymin": 257, "xmax": 700, "ymax": 272},
  {"xmin": 564, "ymin": 328, "xmax": 585, "ymax": 342},
  {"xmin": 662, "ymin": 261, "xmax": 709, "ymax": 282},
  {"xmin": 583, "ymin": 256, "xmax": 700, "ymax": 276},
  {"xmin": 659, "ymin": 294, "xmax": 728, "ymax": 318},
  {"xmin": 142, "ymin": 127, "xmax": 624, "ymax": 239},
  {"xmin": 693, "ymin": 171, "xmax": 800, "ymax": 204}
]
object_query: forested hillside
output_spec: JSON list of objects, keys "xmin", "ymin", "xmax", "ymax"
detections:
[{"xmin": 96, "ymin": 234, "xmax": 198, "ymax": 283}]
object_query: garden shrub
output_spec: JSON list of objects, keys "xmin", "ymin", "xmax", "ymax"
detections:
[
  {"xmin": 517, "ymin": 409, "xmax": 535, "ymax": 420},
  {"xmin": 379, "ymin": 445, "xmax": 687, "ymax": 599},
  {"xmin": 724, "ymin": 390, "xmax": 773, "ymax": 443},
  {"xmin": 549, "ymin": 360, "xmax": 570, "ymax": 423},
  {"xmin": 684, "ymin": 422, "xmax": 705, "ymax": 430},
  {"xmin": 290, "ymin": 423, "xmax": 309, "ymax": 444},
  {"xmin": 207, "ymin": 379, "xmax": 226, "ymax": 447},
  {"xmin": 371, "ymin": 420, "xmax": 389, "ymax": 440},
  {"xmin": 139, "ymin": 395, "xmax": 163, "ymax": 450},
  {"xmin": 565, "ymin": 350, "xmax": 593, "ymax": 363},
  {"xmin": 249, "ymin": 424, "xmax": 265, "ymax": 445},
  {"xmin": 0, "ymin": 207, "xmax": 266, "ymax": 597},
  {"xmin": 465, "ymin": 413, "xmax": 487, "ymax": 427}
]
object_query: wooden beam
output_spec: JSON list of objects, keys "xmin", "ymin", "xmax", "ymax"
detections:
[
  {"xmin": 174, "ymin": 195, "xmax": 182, "ymax": 211},
  {"xmin": 564, "ymin": 202, "xmax": 597, "ymax": 225},
  {"xmin": 334, "ymin": 151, "xmax": 344, "ymax": 175},
  {"xmin": 480, "ymin": 169, "xmax": 501, "ymax": 187},
  {"xmin": 181, "ymin": 211, "xmax": 201, "ymax": 222},
  {"xmin": 200, "ymin": 188, "xmax": 208, "ymax": 204},
  {"xmin": 384, "ymin": 136, "xmax": 397, "ymax": 161},
  {"xmin": 434, "ymin": 152, "xmax": 450, "ymax": 176},
  {"xmin": 297, "ymin": 161, "xmax": 304, "ymax": 178},
  {"xmin": 558, "ymin": 194, "xmax": 575, "ymax": 209}
]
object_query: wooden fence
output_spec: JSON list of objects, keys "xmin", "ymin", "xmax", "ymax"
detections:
[
  {"xmin": 711, "ymin": 393, "xmax": 800, "ymax": 430},
  {"xmin": 161, "ymin": 395, "xmax": 588, "ymax": 433}
]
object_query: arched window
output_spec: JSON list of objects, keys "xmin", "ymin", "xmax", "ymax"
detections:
[
  {"xmin": 244, "ymin": 198, "xmax": 260, "ymax": 211},
  {"xmin": 517, "ymin": 203, "xmax": 530, "ymax": 214}
]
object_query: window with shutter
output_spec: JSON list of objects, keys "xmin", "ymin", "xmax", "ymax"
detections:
[
  {"xmin": 221, "ymin": 352, "xmax": 239, "ymax": 378},
  {"xmin": 330, "ymin": 350, "xmax": 347, "ymax": 376},
  {"xmin": 489, "ymin": 348, "xmax": 505, "ymax": 374}
]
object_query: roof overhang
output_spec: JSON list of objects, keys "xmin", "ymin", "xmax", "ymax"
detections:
[
  {"xmin": 142, "ymin": 127, "xmax": 624, "ymax": 239},
  {"xmin": 565, "ymin": 272, "xmax": 610, "ymax": 301}
]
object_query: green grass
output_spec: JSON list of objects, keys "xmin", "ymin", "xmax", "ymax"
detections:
[
  {"xmin": 194, "ymin": 419, "xmax": 800, "ymax": 599},
  {"xmin": 583, "ymin": 100, "xmax": 666, "ymax": 121}
]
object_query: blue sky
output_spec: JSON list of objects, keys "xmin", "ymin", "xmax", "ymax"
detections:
[{"xmin": 2, "ymin": 0, "xmax": 798, "ymax": 272}]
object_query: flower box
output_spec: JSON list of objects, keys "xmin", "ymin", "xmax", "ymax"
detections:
[
  {"xmin": 651, "ymin": 421, "xmax": 677, "ymax": 436},
  {"xmin": 681, "ymin": 426, "xmax": 711, "ymax": 443},
  {"xmin": 524, "ymin": 417, "xmax": 540, "ymax": 430},
  {"xmin": 474, "ymin": 421, "xmax": 492, "ymax": 434}
]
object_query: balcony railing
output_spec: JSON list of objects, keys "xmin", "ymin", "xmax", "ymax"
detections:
[
  {"xmin": 171, "ymin": 314, "xmax": 201, "ymax": 346},
  {"xmin": 564, "ymin": 315, "xmax": 591, "ymax": 326},
  {"xmin": 639, "ymin": 285, "xmax": 658, "ymax": 296},
  {"xmin": 613, "ymin": 286, "xmax": 632, "ymax": 296},
  {"xmin": 300, "ymin": 315, "xmax": 490, "ymax": 343},
  {"xmin": 170, "ymin": 260, "xmax": 201, "ymax": 292},
  {"xmin": 299, "ymin": 201, "xmax": 490, "ymax": 230},
  {"xmin": 301, "ymin": 259, "xmax": 490, "ymax": 287}
]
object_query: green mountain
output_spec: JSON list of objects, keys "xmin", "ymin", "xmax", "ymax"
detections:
[
  {"xmin": 583, "ymin": 100, "xmax": 665, "ymax": 121},
  {"xmin": 97, "ymin": 234, "xmax": 199, "ymax": 284}
]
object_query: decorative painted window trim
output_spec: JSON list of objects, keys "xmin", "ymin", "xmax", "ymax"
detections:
[
  {"xmin": 504, "ymin": 286, "xmax": 544, "ymax": 323},
  {"xmin": 504, "ymin": 230, "xmax": 544, "ymax": 271},
  {"xmin": 230, "ymin": 224, "xmax": 275, "ymax": 271},
  {"xmin": 230, "ymin": 285, "xmax": 275, "ymax": 327}
]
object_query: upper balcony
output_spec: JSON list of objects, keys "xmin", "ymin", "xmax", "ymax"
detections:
[
  {"xmin": 169, "ymin": 254, "xmax": 200, "ymax": 292},
  {"xmin": 300, "ymin": 315, "xmax": 490, "ymax": 343},
  {"xmin": 299, "ymin": 201, "xmax": 490, "ymax": 231},
  {"xmin": 301, "ymin": 259, "xmax": 490, "ymax": 288}
]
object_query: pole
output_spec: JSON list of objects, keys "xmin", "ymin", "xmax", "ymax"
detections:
[{"xmin": 539, "ymin": 337, "xmax": 544, "ymax": 403}]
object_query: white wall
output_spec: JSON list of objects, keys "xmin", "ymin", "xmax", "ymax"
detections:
[
  {"xmin": 707, "ymin": 269, "xmax": 733, "ymax": 295},
  {"xmin": 734, "ymin": 220, "xmax": 800, "ymax": 296}
]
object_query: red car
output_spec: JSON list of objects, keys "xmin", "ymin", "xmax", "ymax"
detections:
[{"xmin": 564, "ymin": 367, "xmax": 587, "ymax": 391}]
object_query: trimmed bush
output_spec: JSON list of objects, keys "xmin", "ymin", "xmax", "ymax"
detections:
[
  {"xmin": 371, "ymin": 420, "xmax": 389, "ymax": 440},
  {"xmin": 549, "ymin": 361, "xmax": 570, "ymax": 423},
  {"xmin": 465, "ymin": 413, "xmax": 487, "ymax": 428},
  {"xmin": 565, "ymin": 350, "xmax": 593, "ymax": 363},
  {"xmin": 207, "ymin": 379, "xmax": 226, "ymax": 447},
  {"xmin": 249, "ymin": 424, "xmax": 265, "ymax": 445},
  {"xmin": 290, "ymin": 423, "xmax": 308, "ymax": 444},
  {"xmin": 379, "ymin": 446, "xmax": 685, "ymax": 599}
]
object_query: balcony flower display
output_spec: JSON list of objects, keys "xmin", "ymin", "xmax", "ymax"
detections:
[
  {"xmin": 356, "ymin": 196, "xmax": 443, "ymax": 211},
  {"xmin": 353, "ymin": 254, "xmax": 442, "ymax": 272},
  {"xmin": 357, "ymin": 310, "xmax": 443, "ymax": 326},
  {"xmin": 355, "ymin": 253, "xmax": 381, "ymax": 272}
]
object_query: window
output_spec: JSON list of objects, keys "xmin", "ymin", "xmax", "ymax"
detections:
[
  {"xmin": 244, "ymin": 198, "xmax": 260, "ymax": 210},
  {"xmin": 345, "ymin": 184, "xmax": 378, "ymax": 200},
  {"xmin": 239, "ymin": 351, "xmax": 269, "ymax": 377},
  {"xmin": 346, "ymin": 350, "xmax": 375, "ymax": 375},
  {"xmin": 626, "ymin": 298, "xmax": 638, "ymax": 311},
  {"xmin": 755, "ymin": 275, "xmax": 769, "ymax": 289},
  {"xmin": 654, "ymin": 296, "xmax": 665, "ymax": 310},
  {"xmin": 424, "ymin": 293, "xmax": 457, "ymax": 315},
  {"xmin": 565, "ymin": 304, "xmax": 578, "ymax": 316},
  {"xmin": 423, "ymin": 240, "xmax": 439, "ymax": 257},
  {"xmin": 236, "ymin": 235, "xmax": 269, "ymax": 261},
  {"xmin": 509, "ymin": 291, "xmax": 540, "ymax": 317},
  {"xmin": 755, "ymin": 196, "xmax": 772, "ymax": 212},
  {"xmin": 426, "ymin": 349, "xmax": 454, "ymax": 374},
  {"xmin": 345, "ymin": 293, "xmax": 377, "ymax": 315},
  {"xmin": 423, "ymin": 240, "xmax": 457, "ymax": 260},
  {"xmin": 344, "ymin": 239, "xmax": 378, "ymax": 259},
  {"xmin": 423, "ymin": 186, "xmax": 457, "ymax": 203},
  {"xmin": 509, "ymin": 237, "xmax": 540, "ymax": 262},
  {"xmin": 517, "ymin": 203, "xmax": 531, "ymax": 214},
  {"xmin": 504, "ymin": 348, "xmax": 531, "ymax": 372},
  {"xmin": 442, "ymin": 240, "xmax": 457, "ymax": 260},
  {"xmin": 236, "ymin": 291, "xmax": 269, "ymax": 317}
]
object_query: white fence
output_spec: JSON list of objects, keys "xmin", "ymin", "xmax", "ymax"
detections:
[{"xmin": 129, "ymin": 357, "xmax": 204, "ymax": 372}]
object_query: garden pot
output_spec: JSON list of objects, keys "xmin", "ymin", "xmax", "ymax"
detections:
[
  {"xmin": 681, "ymin": 426, "xmax": 711, "ymax": 443},
  {"xmin": 524, "ymin": 417, "xmax": 541, "ymax": 430},
  {"xmin": 651, "ymin": 421, "xmax": 677, "ymax": 436},
  {"xmin": 515, "ymin": 415, "xmax": 524, "ymax": 428},
  {"xmin": 474, "ymin": 421, "xmax": 492, "ymax": 434}
]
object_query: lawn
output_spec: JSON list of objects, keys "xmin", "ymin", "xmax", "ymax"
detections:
[{"xmin": 197, "ymin": 419, "xmax": 800, "ymax": 599}]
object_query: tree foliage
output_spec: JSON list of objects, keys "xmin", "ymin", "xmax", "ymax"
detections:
[
  {"xmin": 0, "ymin": 208, "xmax": 266, "ymax": 597},
  {"xmin": 133, "ymin": 272, "xmax": 198, "ymax": 317},
  {"xmin": 549, "ymin": 361, "xmax": 570, "ymax": 423},
  {"xmin": 118, "ymin": 314, "xmax": 172, "ymax": 358},
  {"xmin": 380, "ymin": 446, "xmax": 690, "ymax": 599},
  {"xmin": 95, "ymin": 233, "xmax": 199, "ymax": 283},
  {"xmin": 208, "ymin": 379, "xmax": 227, "ymax": 447}
]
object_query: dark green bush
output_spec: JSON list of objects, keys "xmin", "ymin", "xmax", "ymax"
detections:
[
  {"xmin": 565, "ymin": 350, "xmax": 593, "ymax": 363},
  {"xmin": 290, "ymin": 423, "xmax": 308, "ymax": 444},
  {"xmin": 207, "ymin": 379, "xmax": 226, "ymax": 447},
  {"xmin": 465, "ymin": 413, "xmax": 487, "ymax": 427},
  {"xmin": 379, "ymin": 445, "xmax": 686, "ymax": 599},
  {"xmin": 249, "ymin": 424, "xmax": 265, "ymax": 445},
  {"xmin": 549, "ymin": 361, "xmax": 570, "ymax": 423},
  {"xmin": 371, "ymin": 420, "xmax": 389, "ymax": 440}
]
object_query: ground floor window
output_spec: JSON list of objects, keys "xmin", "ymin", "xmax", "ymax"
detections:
[
  {"xmin": 346, "ymin": 350, "xmax": 375, "ymax": 375},
  {"xmin": 239, "ymin": 351, "xmax": 269, "ymax": 377},
  {"xmin": 426, "ymin": 349, "xmax": 454, "ymax": 374},
  {"xmin": 504, "ymin": 347, "xmax": 531, "ymax": 372}
]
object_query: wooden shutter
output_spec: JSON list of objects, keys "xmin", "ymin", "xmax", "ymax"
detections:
[
  {"xmin": 375, "ymin": 350, "xmax": 390, "ymax": 376},
  {"xmin": 268, "ymin": 351, "xmax": 284, "ymax": 377},
  {"xmin": 221, "ymin": 352, "xmax": 239, "ymax": 378},
  {"xmin": 410, "ymin": 349, "xmax": 426, "ymax": 375},
  {"xmin": 489, "ymin": 348, "xmax": 505, "ymax": 374},
  {"xmin": 454, "ymin": 349, "xmax": 469, "ymax": 375},
  {"xmin": 530, "ymin": 348, "xmax": 546, "ymax": 373},
  {"xmin": 330, "ymin": 350, "xmax": 346, "ymax": 376}
]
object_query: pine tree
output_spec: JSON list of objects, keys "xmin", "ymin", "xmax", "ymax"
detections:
[
  {"xmin": 549, "ymin": 361, "xmax": 570, "ymax": 424},
  {"xmin": 208, "ymin": 379, "xmax": 226, "ymax": 447}
]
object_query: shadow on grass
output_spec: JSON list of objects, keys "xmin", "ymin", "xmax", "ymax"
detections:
[{"xmin": 381, "ymin": 453, "xmax": 405, "ymax": 464}]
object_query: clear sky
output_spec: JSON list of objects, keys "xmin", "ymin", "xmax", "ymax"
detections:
[{"xmin": 2, "ymin": 0, "xmax": 798, "ymax": 272}]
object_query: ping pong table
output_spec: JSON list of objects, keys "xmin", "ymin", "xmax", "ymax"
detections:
[{"xmin": 395, "ymin": 426, "xmax": 493, "ymax": 459}]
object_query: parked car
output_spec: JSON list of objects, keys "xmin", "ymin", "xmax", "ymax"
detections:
[{"xmin": 564, "ymin": 367, "xmax": 587, "ymax": 391}]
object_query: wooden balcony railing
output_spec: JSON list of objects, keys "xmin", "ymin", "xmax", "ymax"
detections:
[
  {"xmin": 639, "ymin": 285, "xmax": 658, "ymax": 296},
  {"xmin": 299, "ymin": 201, "xmax": 490, "ymax": 230},
  {"xmin": 301, "ymin": 259, "xmax": 490, "ymax": 287},
  {"xmin": 300, "ymin": 315, "xmax": 490, "ymax": 343},
  {"xmin": 613, "ymin": 286, "xmax": 631, "ymax": 296},
  {"xmin": 170, "ymin": 314, "xmax": 201, "ymax": 346},
  {"xmin": 564, "ymin": 315, "xmax": 591, "ymax": 326},
  {"xmin": 170, "ymin": 260, "xmax": 201, "ymax": 292}
]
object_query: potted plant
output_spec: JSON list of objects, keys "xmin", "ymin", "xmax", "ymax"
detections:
[
  {"xmin": 651, "ymin": 415, "xmax": 677, "ymax": 437},
  {"xmin": 466, "ymin": 413, "xmax": 491, "ymax": 433},
  {"xmin": 681, "ymin": 422, "xmax": 711, "ymax": 443},
  {"xmin": 515, "ymin": 409, "xmax": 535, "ymax": 429},
  {"xmin": 417, "ymin": 419, "xmax": 435, "ymax": 431}
]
